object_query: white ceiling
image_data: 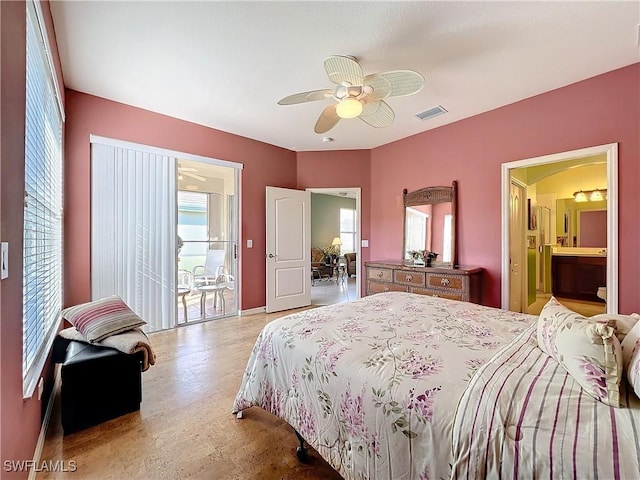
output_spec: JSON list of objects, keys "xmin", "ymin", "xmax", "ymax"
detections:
[{"xmin": 50, "ymin": 1, "xmax": 640, "ymax": 152}]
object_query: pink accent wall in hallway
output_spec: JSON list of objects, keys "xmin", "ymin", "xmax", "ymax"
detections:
[
  {"xmin": 370, "ymin": 64, "xmax": 639, "ymax": 312},
  {"xmin": 296, "ymin": 150, "xmax": 372, "ymax": 294},
  {"xmin": 64, "ymin": 91, "xmax": 297, "ymax": 311}
]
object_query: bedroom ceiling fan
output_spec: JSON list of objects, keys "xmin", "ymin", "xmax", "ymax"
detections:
[
  {"xmin": 278, "ymin": 55, "xmax": 425, "ymax": 134},
  {"xmin": 178, "ymin": 164, "xmax": 206, "ymax": 182}
]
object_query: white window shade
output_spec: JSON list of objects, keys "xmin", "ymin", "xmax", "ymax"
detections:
[
  {"xmin": 23, "ymin": 1, "xmax": 64, "ymax": 398},
  {"xmin": 91, "ymin": 143, "xmax": 177, "ymax": 332}
]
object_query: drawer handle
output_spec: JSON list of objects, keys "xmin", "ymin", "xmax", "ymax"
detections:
[
  {"xmin": 377, "ymin": 271, "xmax": 384, "ymax": 278},
  {"xmin": 440, "ymin": 278, "xmax": 450, "ymax": 286},
  {"xmin": 406, "ymin": 274, "xmax": 413, "ymax": 281},
  {"xmin": 384, "ymin": 286, "xmax": 390, "ymax": 292},
  {"xmin": 433, "ymin": 294, "xmax": 440, "ymax": 297}
]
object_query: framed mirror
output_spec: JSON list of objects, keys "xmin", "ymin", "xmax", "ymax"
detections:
[{"xmin": 402, "ymin": 181, "xmax": 457, "ymax": 268}]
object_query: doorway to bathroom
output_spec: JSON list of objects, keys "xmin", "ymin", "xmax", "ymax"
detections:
[{"xmin": 501, "ymin": 143, "xmax": 618, "ymax": 316}]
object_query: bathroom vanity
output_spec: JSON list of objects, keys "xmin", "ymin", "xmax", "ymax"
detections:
[{"xmin": 551, "ymin": 249, "xmax": 606, "ymax": 302}]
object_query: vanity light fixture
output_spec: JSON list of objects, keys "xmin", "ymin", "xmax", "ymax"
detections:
[
  {"xmin": 590, "ymin": 189, "xmax": 604, "ymax": 201},
  {"xmin": 574, "ymin": 191, "xmax": 588, "ymax": 203},
  {"xmin": 573, "ymin": 189, "xmax": 606, "ymax": 203}
]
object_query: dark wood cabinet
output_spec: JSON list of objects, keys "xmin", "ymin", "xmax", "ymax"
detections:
[{"xmin": 552, "ymin": 255, "xmax": 606, "ymax": 302}]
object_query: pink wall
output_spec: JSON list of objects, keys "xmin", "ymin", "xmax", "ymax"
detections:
[
  {"xmin": 1, "ymin": 2, "xmax": 61, "ymax": 477},
  {"xmin": 296, "ymin": 150, "xmax": 371, "ymax": 294},
  {"xmin": 371, "ymin": 63, "xmax": 640, "ymax": 312},
  {"xmin": 64, "ymin": 91, "xmax": 297, "ymax": 311},
  {"xmin": 580, "ymin": 210, "xmax": 607, "ymax": 247}
]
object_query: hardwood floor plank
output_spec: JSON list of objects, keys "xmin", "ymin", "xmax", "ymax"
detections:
[{"xmin": 37, "ymin": 309, "xmax": 343, "ymax": 480}]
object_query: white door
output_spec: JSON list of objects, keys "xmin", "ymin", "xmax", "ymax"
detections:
[
  {"xmin": 265, "ymin": 187, "xmax": 311, "ymax": 313},
  {"xmin": 509, "ymin": 179, "xmax": 525, "ymax": 312}
]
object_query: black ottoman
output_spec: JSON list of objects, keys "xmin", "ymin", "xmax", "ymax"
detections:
[{"xmin": 56, "ymin": 338, "xmax": 143, "ymax": 435}]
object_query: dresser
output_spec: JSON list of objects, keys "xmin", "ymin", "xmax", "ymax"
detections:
[{"xmin": 365, "ymin": 260, "xmax": 483, "ymax": 304}]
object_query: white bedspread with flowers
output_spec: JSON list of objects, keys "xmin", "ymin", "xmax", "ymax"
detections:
[{"xmin": 232, "ymin": 292, "xmax": 534, "ymax": 480}]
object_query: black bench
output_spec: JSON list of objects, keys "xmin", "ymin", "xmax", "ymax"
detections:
[{"xmin": 53, "ymin": 337, "xmax": 143, "ymax": 435}]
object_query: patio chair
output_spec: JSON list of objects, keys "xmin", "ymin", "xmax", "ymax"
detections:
[
  {"xmin": 177, "ymin": 269, "xmax": 193, "ymax": 321},
  {"xmin": 198, "ymin": 272, "xmax": 234, "ymax": 316},
  {"xmin": 193, "ymin": 249, "xmax": 226, "ymax": 288}
]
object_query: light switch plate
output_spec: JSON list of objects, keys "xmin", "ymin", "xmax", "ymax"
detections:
[
  {"xmin": 247, "ymin": 239, "xmax": 253, "ymax": 248},
  {"xmin": 361, "ymin": 239, "xmax": 369, "ymax": 248},
  {"xmin": 1, "ymin": 242, "xmax": 7, "ymax": 279}
]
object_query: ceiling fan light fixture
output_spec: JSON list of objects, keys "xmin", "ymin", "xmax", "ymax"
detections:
[{"xmin": 336, "ymin": 97, "xmax": 362, "ymax": 119}]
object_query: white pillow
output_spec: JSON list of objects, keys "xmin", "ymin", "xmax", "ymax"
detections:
[
  {"xmin": 537, "ymin": 297, "xmax": 624, "ymax": 407},
  {"xmin": 621, "ymin": 319, "xmax": 640, "ymax": 398},
  {"xmin": 590, "ymin": 313, "xmax": 640, "ymax": 342}
]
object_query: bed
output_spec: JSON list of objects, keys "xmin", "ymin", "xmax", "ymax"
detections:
[{"xmin": 232, "ymin": 292, "xmax": 640, "ymax": 479}]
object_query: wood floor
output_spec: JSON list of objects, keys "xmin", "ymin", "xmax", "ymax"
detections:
[
  {"xmin": 525, "ymin": 293, "xmax": 606, "ymax": 317},
  {"xmin": 38, "ymin": 309, "xmax": 343, "ymax": 480}
]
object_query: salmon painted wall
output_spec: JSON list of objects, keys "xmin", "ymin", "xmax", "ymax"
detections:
[
  {"xmin": 370, "ymin": 63, "xmax": 640, "ymax": 312},
  {"xmin": 296, "ymin": 150, "xmax": 371, "ymax": 295},
  {"xmin": 1, "ymin": 2, "xmax": 62, "ymax": 476},
  {"xmin": 64, "ymin": 91, "xmax": 297, "ymax": 311}
]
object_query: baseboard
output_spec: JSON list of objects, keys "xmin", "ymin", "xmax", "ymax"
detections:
[
  {"xmin": 28, "ymin": 366, "xmax": 61, "ymax": 480},
  {"xmin": 240, "ymin": 306, "xmax": 266, "ymax": 316}
]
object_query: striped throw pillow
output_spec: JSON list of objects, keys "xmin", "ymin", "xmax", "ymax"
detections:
[{"xmin": 62, "ymin": 296, "xmax": 146, "ymax": 343}]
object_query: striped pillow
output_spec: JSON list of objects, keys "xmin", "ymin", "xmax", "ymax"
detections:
[
  {"xmin": 62, "ymin": 296, "xmax": 146, "ymax": 343},
  {"xmin": 537, "ymin": 297, "xmax": 624, "ymax": 407},
  {"xmin": 621, "ymin": 318, "xmax": 640, "ymax": 398}
]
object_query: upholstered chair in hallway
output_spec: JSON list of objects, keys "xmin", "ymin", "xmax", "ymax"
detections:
[{"xmin": 344, "ymin": 252, "xmax": 356, "ymax": 277}]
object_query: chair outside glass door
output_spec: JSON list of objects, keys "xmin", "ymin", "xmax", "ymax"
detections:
[{"xmin": 176, "ymin": 161, "xmax": 239, "ymax": 323}]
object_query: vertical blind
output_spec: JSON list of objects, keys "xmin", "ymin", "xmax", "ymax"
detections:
[
  {"xmin": 23, "ymin": 1, "xmax": 64, "ymax": 397},
  {"xmin": 91, "ymin": 142, "xmax": 177, "ymax": 332}
]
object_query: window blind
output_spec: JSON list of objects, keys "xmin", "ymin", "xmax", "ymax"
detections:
[
  {"xmin": 23, "ymin": 1, "xmax": 64, "ymax": 398},
  {"xmin": 91, "ymin": 143, "xmax": 177, "ymax": 333}
]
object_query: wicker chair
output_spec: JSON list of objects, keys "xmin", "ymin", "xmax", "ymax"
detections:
[{"xmin": 311, "ymin": 247, "xmax": 334, "ymax": 279}]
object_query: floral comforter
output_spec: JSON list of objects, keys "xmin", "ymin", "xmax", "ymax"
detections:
[{"xmin": 232, "ymin": 292, "xmax": 534, "ymax": 480}]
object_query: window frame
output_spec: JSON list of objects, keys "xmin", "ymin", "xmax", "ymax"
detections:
[
  {"xmin": 22, "ymin": 0, "xmax": 65, "ymax": 399},
  {"xmin": 339, "ymin": 207, "xmax": 356, "ymax": 255}
]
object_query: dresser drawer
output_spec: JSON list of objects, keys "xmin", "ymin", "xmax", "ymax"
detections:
[
  {"xmin": 394, "ymin": 270, "xmax": 425, "ymax": 287},
  {"xmin": 367, "ymin": 267, "xmax": 393, "ymax": 282},
  {"xmin": 368, "ymin": 280, "xmax": 408, "ymax": 295},
  {"xmin": 426, "ymin": 273, "xmax": 464, "ymax": 291},
  {"xmin": 411, "ymin": 287, "xmax": 464, "ymax": 301}
]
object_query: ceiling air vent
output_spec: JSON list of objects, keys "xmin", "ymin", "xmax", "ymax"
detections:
[{"xmin": 415, "ymin": 105, "xmax": 448, "ymax": 121}]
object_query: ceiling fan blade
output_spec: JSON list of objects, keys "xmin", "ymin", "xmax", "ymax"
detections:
[
  {"xmin": 363, "ymin": 74, "xmax": 392, "ymax": 100},
  {"xmin": 324, "ymin": 55, "xmax": 364, "ymax": 86},
  {"xmin": 183, "ymin": 171, "xmax": 206, "ymax": 182},
  {"xmin": 359, "ymin": 99, "xmax": 395, "ymax": 128},
  {"xmin": 314, "ymin": 104, "xmax": 340, "ymax": 134},
  {"xmin": 278, "ymin": 89, "xmax": 333, "ymax": 105},
  {"xmin": 373, "ymin": 70, "xmax": 425, "ymax": 97}
]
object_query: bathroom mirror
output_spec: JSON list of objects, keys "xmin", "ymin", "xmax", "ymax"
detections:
[{"xmin": 402, "ymin": 181, "xmax": 457, "ymax": 268}]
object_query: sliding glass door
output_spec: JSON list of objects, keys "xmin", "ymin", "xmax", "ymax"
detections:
[
  {"xmin": 91, "ymin": 137, "xmax": 241, "ymax": 332},
  {"xmin": 177, "ymin": 177, "xmax": 238, "ymax": 323}
]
